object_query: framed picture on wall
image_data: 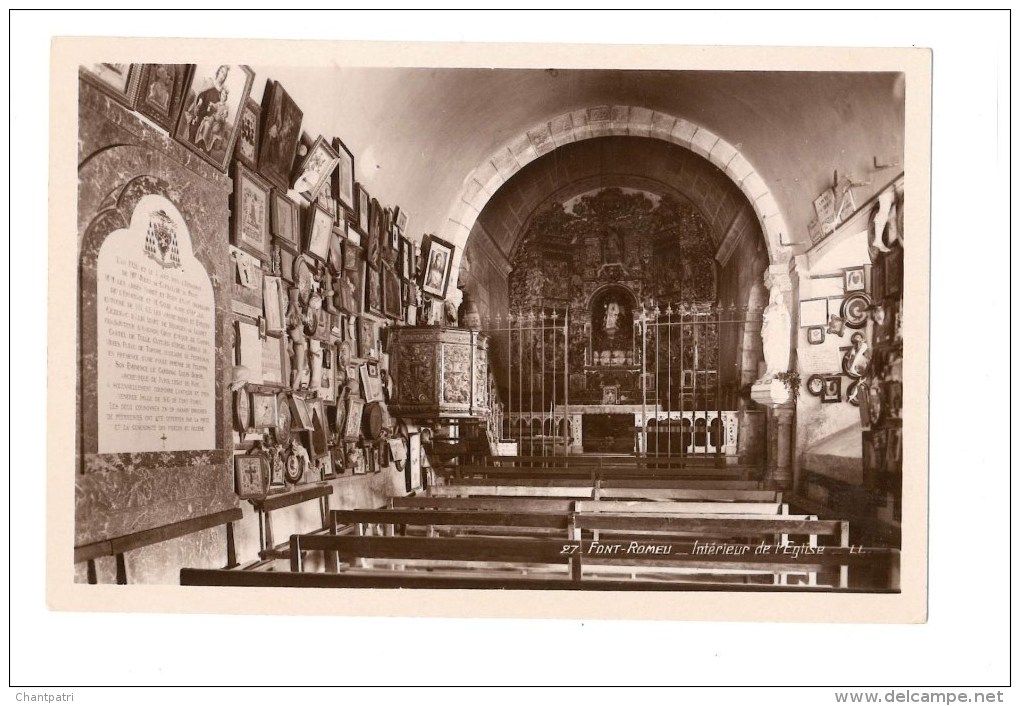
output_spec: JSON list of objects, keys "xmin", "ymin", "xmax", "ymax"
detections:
[
  {"xmin": 261, "ymin": 330, "xmax": 289, "ymax": 388},
  {"xmin": 357, "ymin": 317, "xmax": 378, "ymax": 360},
  {"xmin": 821, "ymin": 375, "xmax": 842, "ymax": 404},
  {"xmin": 398, "ymin": 236, "xmax": 412, "ymax": 281},
  {"xmin": 383, "ymin": 265, "xmax": 402, "ymax": 320},
  {"xmin": 174, "ymin": 63, "xmax": 255, "ymax": 172},
  {"xmin": 332, "ymin": 138, "xmax": 356, "ymax": 213},
  {"xmin": 235, "ymin": 454, "xmax": 269, "ymax": 500},
  {"xmin": 420, "ymin": 234, "xmax": 455, "ymax": 299},
  {"xmin": 257, "ymin": 80, "xmax": 304, "ymax": 191},
  {"xmin": 251, "ymin": 391, "xmax": 279, "ymax": 430},
  {"xmin": 343, "ymin": 397, "xmax": 365, "ymax": 441},
  {"xmin": 135, "ymin": 64, "xmax": 190, "ymax": 131},
  {"xmin": 79, "ymin": 63, "xmax": 142, "ymax": 108},
  {"xmin": 231, "ymin": 163, "xmax": 273, "ymax": 263},
  {"xmin": 355, "ymin": 184, "xmax": 370, "ymax": 235},
  {"xmin": 271, "ymin": 190, "xmax": 301, "ymax": 253},
  {"xmin": 365, "ymin": 263, "xmax": 383, "ymax": 317},
  {"xmin": 844, "ymin": 266, "xmax": 866, "ymax": 293},
  {"xmin": 305, "ymin": 204, "xmax": 334, "ymax": 265},
  {"xmin": 233, "ymin": 97, "xmax": 261, "ymax": 171},
  {"xmin": 394, "ymin": 206, "xmax": 409, "ymax": 234},
  {"xmin": 293, "ymin": 134, "xmax": 340, "ymax": 202}
]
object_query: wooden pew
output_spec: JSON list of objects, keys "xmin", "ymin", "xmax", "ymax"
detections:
[
  {"xmin": 570, "ymin": 513, "xmax": 847, "ymax": 586},
  {"xmin": 332, "ymin": 508, "xmax": 571, "ymax": 541},
  {"xmin": 181, "ymin": 566, "xmax": 900, "ymax": 592},
  {"xmin": 443, "ymin": 476, "xmax": 763, "ymax": 491},
  {"xmin": 290, "ymin": 534, "xmax": 581, "ymax": 578},
  {"xmin": 282, "ymin": 533, "xmax": 895, "ymax": 589},
  {"xmin": 439, "ymin": 464, "xmax": 752, "ymax": 481},
  {"xmin": 393, "ymin": 495, "xmax": 787, "ymax": 515},
  {"xmin": 431, "ymin": 484, "xmax": 781, "ymax": 503}
]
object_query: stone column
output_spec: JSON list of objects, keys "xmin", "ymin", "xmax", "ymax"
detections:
[{"xmin": 765, "ymin": 405, "xmax": 795, "ymax": 490}]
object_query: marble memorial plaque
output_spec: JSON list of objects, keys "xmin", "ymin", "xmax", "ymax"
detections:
[{"xmin": 96, "ymin": 194, "xmax": 216, "ymax": 452}]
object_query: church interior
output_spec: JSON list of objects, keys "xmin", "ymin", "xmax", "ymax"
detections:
[{"xmin": 73, "ymin": 60, "xmax": 907, "ymax": 592}]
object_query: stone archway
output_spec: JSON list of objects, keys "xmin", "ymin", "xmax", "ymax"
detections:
[{"xmin": 437, "ymin": 105, "xmax": 792, "ymax": 269}]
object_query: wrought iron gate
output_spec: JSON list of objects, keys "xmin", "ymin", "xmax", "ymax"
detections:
[{"xmin": 484, "ymin": 303, "xmax": 761, "ymax": 459}]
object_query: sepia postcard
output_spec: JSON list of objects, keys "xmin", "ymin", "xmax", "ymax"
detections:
[{"xmin": 48, "ymin": 36, "xmax": 932, "ymax": 624}]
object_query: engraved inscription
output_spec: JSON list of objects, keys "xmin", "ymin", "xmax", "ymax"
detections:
[{"xmin": 96, "ymin": 195, "xmax": 216, "ymax": 452}]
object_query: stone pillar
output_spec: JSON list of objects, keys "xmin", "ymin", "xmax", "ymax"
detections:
[{"xmin": 765, "ymin": 405, "xmax": 795, "ymax": 490}]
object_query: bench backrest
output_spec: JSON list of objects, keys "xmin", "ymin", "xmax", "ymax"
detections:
[{"xmin": 431, "ymin": 484, "xmax": 780, "ymax": 502}]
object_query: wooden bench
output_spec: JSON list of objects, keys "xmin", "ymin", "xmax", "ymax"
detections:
[
  {"xmin": 439, "ymin": 463, "xmax": 752, "ymax": 481},
  {"xmin": 442, "ymin": 476, "xmax": 763, "ymax": 491},
  {"xmin": 75, "ymin": 507, "xmax": 243, "ymax": 584},
  {"xmin": 250, "ymin": 482, "xmax": 334, "ymax": 560},
  {"xmin": 181, "ymin": 566, "xmax": 898, "ymax": 592},
  {"xmin": 431, "ymin": 484, "xmax": 781, "ymax": 503},
  {"xmin": 332, "ymin": 508, "xmax": 571, "ymax": 540},
  {"xmin": 282, "ymin": 533, "xmax": 896, "ymax": 589}
]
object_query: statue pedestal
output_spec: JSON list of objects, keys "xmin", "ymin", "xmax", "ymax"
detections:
[{"xmin": 751, "ymin": 379, "xmax": 792, "ymax": 408}]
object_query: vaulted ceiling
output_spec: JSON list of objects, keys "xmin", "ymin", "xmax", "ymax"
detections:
[{"xmin": 252, "ymin": 65, "xmax": 905, "ymax": 259}]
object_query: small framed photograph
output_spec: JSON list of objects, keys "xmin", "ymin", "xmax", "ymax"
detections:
[
  {"xmin": 320, "ymin": 344, "xmax": 337, "ymax": 403},
  {"xmin": 398, "ymin": 236, "xmax": 413, "ymax": 281},
  {"xmin": 262, "ymin": 275, "xmax": 286, "ymax": 336},
  {"xmin": 231, "ymin": 97, "xmax": 261, "ymax": 171},
  {"xmin": 232, "ymin": 163, "xmax": 273, "ymax": 262},
  {"xmin": 235, "ymin": 454, "xmax": 269, "ymax": 500},
  {"xmin": 329, "ymin": 227, "xmax": 346, "ymax": 272},
  {"xmin": 332, "ymin": 138, "xmax": 357, "ymax": 213},
  {"xmin": 252, "ymin": 391, "xmax": 279, "ymax": 429},
  {"xmin": 268, "ymin": 447, "xmax": 287, "ymax": 489},
  {"xmin": 261, "ymin": 334, "xmax": 289, "ymax": 388},
  {"xmin": 355, "ymin": 184, "xmax": 370, "ymax": 235},
  {"xmin": 361, "ymin": 364, "xmax": 384, "ymax": 403},
  {"xmin": 366, "ymin": 361, "xmax": 380, "ymax": 378},
  {"xmin": 80, "ymin": 63, "xmax": 142, "ymax": 108},
  {"xmin": 305, "ymin": 204, "xmax": 334, "ymax": 264},
  {"xmin": 420, "ymin": 234, "xmax": 456, "ymax": 299},
  {"xmin": 843, "ymin": 266, "xmax": 866, "ymax": 293},
  {"xmin": 271, "ymin": 190, "xmax": 301, "ymax": 253},
  {"xmin": 257, "ymin": 80, "xmax": 304, "ymax": 191},
  {"xmin": 383, "ymin": 265, "xmax": 402, "ymax": 320},
  {"xmin": 798, "ymin": 297, "xmax": 829, "ymax": 328},
  {"xmin": 290, "ymin": 395, "xmax": 314, "ymax": 431},
  {"xmin": 175, "ymin": 63, "xmax": 255, "ymax": 172},
  {"xmin": 365, "ymin": 263, "xmax": 384, "ymax": 317},
  {"xmin": 601, "ymin": 385, "xmax": 619, "ymax": 405},
  {"xmin": 357, "ymin": 317, "xmax": 378, "ymax": 360},
  {"xmin": 806, "ymin": 326, "xmax": 825, "ymax": 345},
  {"xmin": 394, "ymin": 206, "xmax": 409, "ymax": 234},
  {"xmin": 821, "ymin": 375, "xmax": 842, "ymax": 404},
  {"xmin": 343, "ymin": 397, "xmax": 365, "ymax": 441},
  {"xmin": 307, "ymin": 397, "xmax": 331, "ymax": 460},
  {"xmin": 135, "ymin": 64, "xmax": 190, "ymax": 131},
  {"xmin": 293, "ymin": 134, "xmax": 340, "ymax": 202}
]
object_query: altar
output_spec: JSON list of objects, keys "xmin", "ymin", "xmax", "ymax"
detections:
[{"xmin": 506, "ymin": 404, "xmax": 739, "ymax": 459}]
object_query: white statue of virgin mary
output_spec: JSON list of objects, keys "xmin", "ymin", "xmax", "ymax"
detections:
[{"xmin": 760, "ymin": 272, "xmax": 791, "ymax": 381}]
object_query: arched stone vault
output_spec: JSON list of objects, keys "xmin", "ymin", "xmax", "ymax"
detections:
[{"xmin": 437, "ymin": 105, "xmax": 793, "ymax": 276}]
